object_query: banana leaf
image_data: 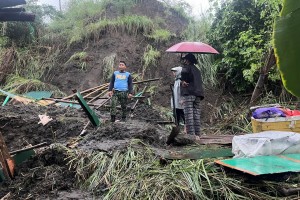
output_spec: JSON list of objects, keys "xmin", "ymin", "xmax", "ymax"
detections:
[{"xmin": 273, "ymin": 0, "xmax": 300, "ymax": 97}]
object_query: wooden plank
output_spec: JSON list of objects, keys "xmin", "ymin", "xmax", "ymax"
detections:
[
  {"xmin": 75, "ymin": 91, "xmax": 100, "ymax": 126},
  {"xmin": 10, "ymin": 142, "xmax": 47, "ymax": 155},
  {"xmin": 175, "ymin": 134, "xmax": 235, "ymax": 145},
  {"xmin": 161, "ymin": 148, "xmax": 233, "ymax": 160}
]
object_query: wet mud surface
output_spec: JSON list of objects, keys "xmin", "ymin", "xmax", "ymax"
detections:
[{"xmin": 0, "ymin": 103, "xmax": 171, "ymax": 199}]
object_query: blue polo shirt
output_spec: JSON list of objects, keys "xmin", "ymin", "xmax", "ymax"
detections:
[{"xmin": 108, "ymin": 71, "xmax": 133, "ymax": 93}]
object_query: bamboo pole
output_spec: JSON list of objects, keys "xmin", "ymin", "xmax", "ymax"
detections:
[
  {"xmin": 10, "ymin": 142, "xmax": 48, "ymax": 155},
  {"xmin": 42, "ymin": 98, "xmax": 99, "ymax": 106},
  {"xmin": 88, "ymin": 89, "xmax": 108, "ymax": 103},
  {"xmin": 83, "ymin": 84, "xmax": 108, "ymax": 98}
]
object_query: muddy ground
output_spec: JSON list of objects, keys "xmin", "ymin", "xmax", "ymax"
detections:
[
  {"xmin": 0, "ymin": 101, "xmax": 178, "ymax": 199},
  {"xmin": 0, "ymin": 80, "xmax": 231, "ymax": 199},
  {"xmin": 0, "ymin": 0, "xmax": 236, "ymax": 198}
]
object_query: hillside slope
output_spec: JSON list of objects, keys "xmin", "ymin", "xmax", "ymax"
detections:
[{"xmin": 47, "ymin": 0, "xmax": 188, "ymax": 107}]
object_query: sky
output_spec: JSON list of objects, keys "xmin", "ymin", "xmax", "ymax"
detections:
[
  {"xmin": 37, "ymin": 0, "xmax": 210, "ymax": 15},
  {"xmin": 184, "ymin": 0, "xmax": 210, "ymax": 16}
]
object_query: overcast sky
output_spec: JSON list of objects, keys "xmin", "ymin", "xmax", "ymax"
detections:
[{"xmin": 37, "ymin": 0, "xmax": 210, "ymax": 15}]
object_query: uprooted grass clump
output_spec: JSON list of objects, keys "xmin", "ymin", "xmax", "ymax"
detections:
[{"xmin": 66, "ymin": 140, "xmax": 291, "ymax": 199}]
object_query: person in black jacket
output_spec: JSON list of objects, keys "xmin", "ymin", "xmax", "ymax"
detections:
[{"xmin": 180, "ymin": 53, "xmax": 204, "ymax": 136}]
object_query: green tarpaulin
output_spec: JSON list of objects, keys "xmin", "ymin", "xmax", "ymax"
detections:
[
  {"xmin": 23, "ymin": 91, "xmax": 52, "ymax": 100},
  {"xmin": 216, "ymin": 154, "xmax": 300, "ymax": 176}
]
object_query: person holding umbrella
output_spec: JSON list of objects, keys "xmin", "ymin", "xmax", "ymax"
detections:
[{"xmin": 180, "ymin": 53, "xmax": 204, "ymax": 136}]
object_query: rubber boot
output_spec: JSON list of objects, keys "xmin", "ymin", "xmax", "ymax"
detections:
[{"xmin": 111, "ymin": 115, "xmax": 116, "ymax": 122}]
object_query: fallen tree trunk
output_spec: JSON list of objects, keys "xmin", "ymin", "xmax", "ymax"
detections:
[{"xmin": 250, "ymin": 48, "xmax": 276, "ymax": 107}]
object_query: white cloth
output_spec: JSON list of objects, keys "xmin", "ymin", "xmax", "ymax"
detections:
[
  {"xmin": 232, "ymin": 131, "xmax": 300, "ymax": 158},
  {"xmin": 171, "ymin": 67, "xmax": 183, "ymax": 109}
]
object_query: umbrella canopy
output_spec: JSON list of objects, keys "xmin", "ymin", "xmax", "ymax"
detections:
[{"xmin": 166, "ymin": 42, "xmax": 219, "ymax": 54}]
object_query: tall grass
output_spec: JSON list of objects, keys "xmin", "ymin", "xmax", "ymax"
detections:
[
  {"xmin": 65, "ymin": 140, "xmax": 278, "ymax": 199},
  {"xmin": 49, "ymin": 0, "xmax": 155, "ymax": 46},
  {"xmin": 142, "ymin": 45, "xmax": 160, "ymax": 79},
  {"xmin": 66, "ymin": 51, "xmax": 89, "ymax": 70},
  {"xmin": 196, "ymin": 54, "xmax": 218, "ymax": 87},
  {"xmin": 3, "ymin": 75, "xmax": 64, "ymax": 96},
  {"xmin": 146, "ymin": 29, "xmax": 174, "ymax": 42},
  {"xmin": 0, "ymin": 46, "xmax": 64, "ymax": 95},
  {"xmin": 102, "ymin": 53, "xmax": 116, "ymax": 82}
]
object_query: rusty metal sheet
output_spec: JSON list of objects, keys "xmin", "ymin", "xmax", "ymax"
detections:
[
  {"xmin": 215, "ymin": 154, "xmax": 300, "ymax": 176},
  {"xmin": 0, "ymin": 133, "xmax": 14, "ymax": 179}
]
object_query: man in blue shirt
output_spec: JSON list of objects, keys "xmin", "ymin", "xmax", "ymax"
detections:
[{"xmin": 108, "ymin": 61, "xmax": 133, "ymax": 122}]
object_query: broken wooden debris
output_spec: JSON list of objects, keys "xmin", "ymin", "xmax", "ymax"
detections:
[
  {"xmin": 9, "ymin": 142, "xmax": 48, "ymax": 155},
  {"xmin": 42, "ymin": 98, "xmax": 100, "ymax": 106},
  {"xmin": 175, "ymin": 134, "xmax": 235, "ymax": 145},
  {"xmin": 0, "ymin": 142, "xmax": 48, "ymax": 182},
  {"xmin": 131, "ymin": 86, "xmax": 147, "ymax": 111},
  {"xmin": 75, "ymin": 91, "xmax": 100, "ymax": 127},
  {"xmin": 0, "ymin": 192, "xmax": 11, "ymax": 200},
  {"xmin": 79, "ymin": 121, "xmax": 90, "ymax": 136},
  {"xmin": 159, "ymin": 147, "xmax": 233, "ymax": 160}
]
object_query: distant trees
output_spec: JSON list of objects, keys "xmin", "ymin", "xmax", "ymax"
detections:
[
  {"xmin": 207, "ymin": 0, "xmax": 282, "ymax": 93},
  {"xmin": 0, "ymin": 0, "xmax": 58, "ymax": 46}
]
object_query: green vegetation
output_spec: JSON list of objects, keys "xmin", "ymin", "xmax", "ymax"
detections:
[
  {"xmin": 274, "ymin": 0, "xmax": 300, "ymax": 97},
  {"xmin": 208, "ymin": 0, "xmax": 282, "ymax": 92},
  {"xmin": 3, "ymin": 75, "xmax": 64, "ymax": 96},
  {"xmin": 67, "ymin": 51, "xmax": 89, "ymax": 70},
  {"xmin": 65, "ymin": 141, "xmax": 281, "ymax": 199},
  {"xmin": 51, "ymin": 15, "xmax": 155, "ymax": 46},
  {"xmin": 1, "ymin": 0, "xmax": 300, "ymax": 199},
  {"xmin": 102, "ymin": 53, "xmax": 117, "ymax": 82},
  {"xmin": 142, "ymin": 45, "xmax": 161, "ymax": 79},
  {"xmin": 161, "ymin": 0, "xmax": 192, "ymax": 20},
  {"xmin": 146, "ymin": 29, "xmax": 174, "ymax": 42},
  {"xmin": 0, "ymin": 46, "xmax": 63, "ymax": 95}
]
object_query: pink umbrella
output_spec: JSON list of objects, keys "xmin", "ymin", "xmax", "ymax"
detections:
[{"xmin": 166, "ymin": 41, "xmax": 219, "ymax": 54}]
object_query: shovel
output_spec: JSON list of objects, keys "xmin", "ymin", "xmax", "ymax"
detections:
[{"xmin": 166, "ymin": 84, "xmax": 180, "ymax": 145}]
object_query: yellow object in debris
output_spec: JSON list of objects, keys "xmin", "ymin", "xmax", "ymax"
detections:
[
  {"xmin": 251, "ymin": 116, "xmax": 300, "ymax": 133},
  {"xmin": 36, "ymin": 100, "xmax": 55, "ymax": 106}
]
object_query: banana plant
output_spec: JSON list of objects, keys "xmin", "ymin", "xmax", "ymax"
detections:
[{"xmin": 273, "ymin": 0, "xmax": 300, "ymax": 97}]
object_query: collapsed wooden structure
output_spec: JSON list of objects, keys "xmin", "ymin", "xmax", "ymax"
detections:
[{"xmin": 0, "ymin": 0, "xmax": 35, "ymax": 22}]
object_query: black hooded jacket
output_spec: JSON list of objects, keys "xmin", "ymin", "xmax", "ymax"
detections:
[{"xmin": 180, "ymin": 63, "xmax": 204, "ymax": 99}]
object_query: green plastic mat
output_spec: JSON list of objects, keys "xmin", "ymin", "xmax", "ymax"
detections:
[
  {"xmin": 216, "ymin": 154, "xmax": 300, "ymax": 176},
  {"xmin": 23, "ymin": 91, "xmax": 52, "ymax": 100}
]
